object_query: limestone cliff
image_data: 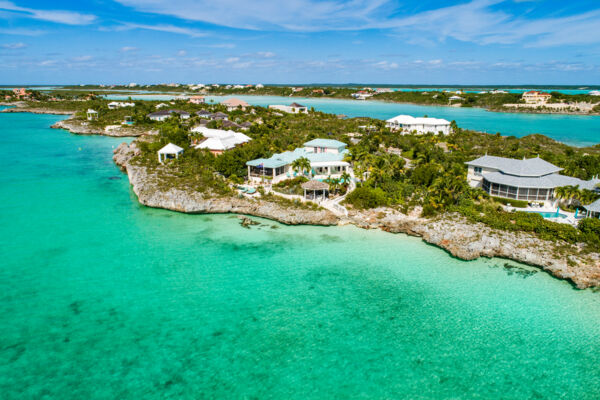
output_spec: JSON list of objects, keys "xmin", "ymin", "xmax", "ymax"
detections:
[{"xmin": 114, "ymin": 141, "xmax": 600, "ymax": 289}]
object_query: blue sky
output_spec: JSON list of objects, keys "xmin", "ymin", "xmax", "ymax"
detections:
[{"xmin": 1, "ymin": 0, "xmax": 599, "ymax": 84}]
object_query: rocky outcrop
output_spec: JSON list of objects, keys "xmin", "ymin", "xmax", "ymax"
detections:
[
  {"xmin": 346, "ymin": 208, "xmax": 600, "ymax": 289},
  {"xmin": 113, "ymin": 142, "xmax": 339, "ymax": 225},
  {"xmin": 1, "ymin": 106, "xmax": 74, "ymax": 115},
  {"xmin": 52, "ymin": 118, "xmax": 153, "ymax": 137},
  {"xmin": 113, "ymin": 141, "xmax": 600, "ymax": 289}
]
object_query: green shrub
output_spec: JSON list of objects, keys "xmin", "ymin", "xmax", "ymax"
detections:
[
  {"xmin": 491, "ymin": 196, "xmax": 529, "ymax": 208},
  {"xmin": 345, "ymin": 186, "xmax": 388, "ymax": 209}
]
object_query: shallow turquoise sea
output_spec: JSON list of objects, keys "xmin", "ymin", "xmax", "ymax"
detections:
[
  {"xmin": 2, "ymin": 110, "xmax": 600, "ymax": 399},
  {"xmin": 105, "ymin": 94, "xmax": 600, "ymax": 146}
]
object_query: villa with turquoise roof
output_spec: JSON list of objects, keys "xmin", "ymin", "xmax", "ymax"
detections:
[{"xmin": 246, "ymin": 139, "xmax": 351, "ymax": 183}]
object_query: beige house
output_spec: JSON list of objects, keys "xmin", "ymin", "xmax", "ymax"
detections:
[
  {"xmin": 189, "ymin": 96, "xmax": 205, "ymax": 104},
  {"xmin": 221, "ymin": 98, "xmax": 250, "ymax": 111},
  {"xmin": 522, "ymin": 91, "xmax": 552, "ymax": 104}
]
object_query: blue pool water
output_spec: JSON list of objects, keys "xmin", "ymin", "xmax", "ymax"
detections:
[{"xmin": 527, "ymin": 211, "xmax": 568, "ymax": 219}]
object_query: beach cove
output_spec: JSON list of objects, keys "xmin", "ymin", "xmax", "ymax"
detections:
[{"xmin": 2, "ymin": 110, "xmax": 600, "ymax": 398}]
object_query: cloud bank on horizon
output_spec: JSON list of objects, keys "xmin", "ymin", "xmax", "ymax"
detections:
[{"xmin": 0, "ymin": 0, "xmax": 599, "ymax": 84}]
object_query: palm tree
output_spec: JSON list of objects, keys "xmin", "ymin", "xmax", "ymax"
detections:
[
  {"xmin": 554, "ymin": 186, "xmax": 568, "ymax": 203},
  {"xmin": 291, "ymin": 157, "xmax": 311, "ymax": 177},
  {"xmin": 340, "ymin": 171, "xmax": 351, "ymax": 190}
]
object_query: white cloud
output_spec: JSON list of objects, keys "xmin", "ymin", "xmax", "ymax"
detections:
[
  {"xmin": 0, "ymin": 27, "xmax": 45, "ymax": 36},
  {"xmin": 120, "ymin": 46, "xmax": 138, "ymax": 52},
  {"xmin": 177, "ymin": 50, "xmax": 187, "ymax": 56},
  {"xmin": 0, "ymin": 1, "xmax": 96, "ymax": 25},
  {"xmin": 1, "ymin": 42, "xmax": 26, "ymax": 49},
  {"xmin": 113, "ymin": 0, "xmax": 600, "ymax": 47},
  {"xmin": 39, "ymin": 60, "xmax": 57, "ymax": 66},
  {"xmin": 114, "ymin": 0, "xmax": 391, "ymax": 31},
  {"xmin": 373, "ymin": 60, "xmax": 398, "ymax": 70},
  {"xmin": 256, "ymin": 51, "xmax": 275, "ymax": 58},
  {"xmin": 115, "ymin": 23, "xmax": 207, "ymax": 37}
]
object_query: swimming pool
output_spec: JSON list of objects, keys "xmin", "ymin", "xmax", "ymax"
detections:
[{"xmin": 526, "ymin": 211, "xmax": 567, "ymax": 219}]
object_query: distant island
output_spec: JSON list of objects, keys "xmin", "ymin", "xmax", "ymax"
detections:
[{"xmin": 3, "ymin": 83, "xmax": 600, "ymax": 116}]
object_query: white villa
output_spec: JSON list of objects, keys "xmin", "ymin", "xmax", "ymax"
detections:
[
  {"xmin": 522, "ymin": 90, "xmax": 552, "ymax": 104},
  {"xmin": 466, "ymin": 155, "xmax": 600, "ymax": 201},
  {"xmin": 268, "ymin": 102, "xmax": 308, "ymax": 114},
  {"xmin": 246, "ymin": 139, "xmax": 351, "ymax": 183},
  {"xmin": 386, "ymin": 115, "xmax": 452, "ymax": 135},
  {"xmin": 158, "ymin": 143, "xmax": 183, "ymax": 163},
  {"xmin": 147, "ymin": 109, "xmax": 191, "ymax": 121},
  {"xmin": 108, "ymin": 101, "xmax": 135, "ymax": 109},
  {"xmin": 191, "ymin": 126, "xmax": 251, "ymax": 155}
]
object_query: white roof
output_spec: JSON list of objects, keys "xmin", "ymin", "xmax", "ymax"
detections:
[
  {"xmin": 158, "ymin": 143, "xmax": 184, "ymax": 154},
  {"xmin": 196, "ymin": 137, "xmax": 231, "ymax": 151},
  {"xmin": 191, "ymin": 126, "xmax": 251, "ymax": 143},
  {"xmin": 87, "ymin": 109, "xmax": 97, "ymax": 113},
  {"xmin": 192, "ymin": 126, "xmax": 251, "ymax": 151},
  {"xmin": 466, "ymin": 155, "xmax": 561, "ymax": 177},
  {"xmin": 386, "ymin": 115, "xmax": 450, "ymax": 126}
]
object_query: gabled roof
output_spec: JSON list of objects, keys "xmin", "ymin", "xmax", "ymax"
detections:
[
  {"xmin": 212, "ymin": 112, "xmax": 228, "ymax": 119},
  {"xmin": 222, "ymin": 120, "xmax": 241, "ymax": 128},
  {"xmin": 466, "ymin": 155, "xmax": 562, "ymax": 177},
  {"xmin": 289, "ymin": 102, "xmax": 306, "ymax": 108},
  {"xmin": 303, "ymin": 138, "xmax": 347, "ymax": 148},
  {"xmin": 158, "ymin": 143, "xmax": 184, "ymax": 154},
  {"xmin": 196, "ymin": 109, "xmax": 212, "ymax": 116}
]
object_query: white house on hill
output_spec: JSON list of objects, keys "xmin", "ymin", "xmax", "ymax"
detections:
[
  {"xmin": 108, "ymin": 101, "xmax": 135, "ymax": 109},
  {"xmin": 386, "ymin": 115, "xmax": 451, "ymax": 135},
  {"xmin": 268, "ymin": 102, "xmax": 308, "ymax": 114}
]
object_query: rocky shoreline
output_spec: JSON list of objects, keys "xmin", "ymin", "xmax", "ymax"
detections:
[
  {"xmin": 51, "ymin": 118, "xmax": 152, "ymax": 137},
  {"xmin": 113, "ymin": 141, "xmax": 600, "ymax": 289},
  {"xmin": 1, "ymin": 106, "xmax": 152, "ymax": 137},
  {"xmin": 1, "ymin": 106, "xmax": 74, "ymax": 115}
]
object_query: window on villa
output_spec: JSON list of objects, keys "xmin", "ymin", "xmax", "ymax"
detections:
[{"xmin": 474, "ymin": 167, "xmax": 482, "ymax": 176}]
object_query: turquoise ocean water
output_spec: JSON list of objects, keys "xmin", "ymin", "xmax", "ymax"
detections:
[
  {"xmin": 2, "ymin": 110, "xmax": 600, "ymax": 398},
  {"xmin": 105, "ymin": 94, "xmax": 600, "ymax": 146}
]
